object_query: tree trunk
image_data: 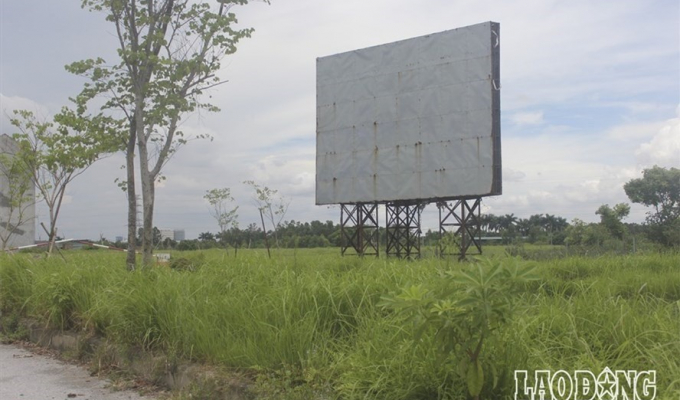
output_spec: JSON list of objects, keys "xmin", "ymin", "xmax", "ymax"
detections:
[
  {"xmin": 260, "ymin": 208, "xmax": 271, "ymax": 259},
  {"xmin": 47, "ymin": 184, "xmax": 68, "ymax": 257},
  {"xmin": 137, "ymin": 135, "xmax": 155, "ymax": 267},
  {"xmin": 46, "ymin": 209, "xmax": 56, "ymax": 257},
  {"xmin": 268, "ymin": 205, "xmax": 280, "ymax": 248},
  {"xmin": 47, "ymin": 223, "xmax": 56, "ymax": 256},
  {"xmin": 125, "ymin": 118, "xmax": 138, "ymax": 270},
  {"xmin": 125, "ymin": 158, "xmax": 137, "ymax": 269}
]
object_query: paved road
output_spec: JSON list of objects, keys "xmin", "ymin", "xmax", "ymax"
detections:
[{"xmin": 0, "ymin": 343, "xmax": 154, "ymax": 400}]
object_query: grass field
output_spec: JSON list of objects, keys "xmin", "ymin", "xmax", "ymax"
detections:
[{"xmin": 0, "ymin": 248, "xmax": 678, "ymax": 399}]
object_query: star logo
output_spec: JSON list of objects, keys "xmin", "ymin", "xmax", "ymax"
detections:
[{"xmin": 597, "ymin": 367, "xmax": 618, "ymax": 400}]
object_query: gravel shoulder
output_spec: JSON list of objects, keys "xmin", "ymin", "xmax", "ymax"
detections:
[{"xmin": 0, "ymin": 342, "xmax": 157, "ymax": 400}]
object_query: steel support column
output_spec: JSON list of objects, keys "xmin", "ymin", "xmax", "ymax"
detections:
[
  {"xmin": 340, "ymin": 203, "xmax": 379, "ymax": 257},
  {"xmin": 437, "ymin": 198, "xmax": 482, "ymax": 260},
  {"xmin": 385, "ymin": 202, "xmax": 422, "ymax": 259}
]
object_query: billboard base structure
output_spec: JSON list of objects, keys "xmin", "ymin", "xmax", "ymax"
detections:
[
  {"xmin": 385, "ymin": 202, "xmax": 422, "ymax": 259},
  {"xmin": 438, "ymin": 198, "xmax": 482, "ymax": 260},
  {"xmin": 340, "ymin": 203, "xmax": 379, "ymax": 257}
]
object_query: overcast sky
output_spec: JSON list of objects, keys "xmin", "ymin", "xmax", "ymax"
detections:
[{"xmin": 1, "ymin": 0, "xmax": 679, "ymax": 241}]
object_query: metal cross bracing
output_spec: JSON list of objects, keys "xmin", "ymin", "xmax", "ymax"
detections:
[
  {"xmin": 385, "ymin": 202, "xmax": 422, "ymax": 259},
  {"xmin": 340, "ymin": 203, "xmax": 379, "ymax": 257},
  {"xmin": 438, "ymin": 198, "xmax": 482, "ymax": 260}
]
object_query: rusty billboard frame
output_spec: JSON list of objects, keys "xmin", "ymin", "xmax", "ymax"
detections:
[
  {"xmin": 340, "ymin": 203, "xmax": 379, "ymax": 257},
  {"xmin": 385, "ymin": 202, "xmax": 423, "ymax": 259},
  {"xmin": 437, "ymin": 198, "xmax": 483, "ymax": 260}
]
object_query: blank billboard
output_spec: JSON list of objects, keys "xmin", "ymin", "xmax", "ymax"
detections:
[{"xmin": 316, "ymin": 21, "xmax": 501, "ymax": 205}]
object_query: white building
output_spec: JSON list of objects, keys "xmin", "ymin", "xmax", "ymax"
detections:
[{"xmin": 159, "ymin": 229, "xmax": 175, "ymax": 242}]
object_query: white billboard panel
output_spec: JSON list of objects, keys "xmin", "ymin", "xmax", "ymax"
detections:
[{"xmin": 316, "ymin": 21, "xmax": 501, "ymax": 205}]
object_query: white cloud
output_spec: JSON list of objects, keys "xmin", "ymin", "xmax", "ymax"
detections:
[
  {"xmin": 504, "ymin": 168, "xmax": 526, "ymax": 182},
  {"xmin": 0, "ymin": 94, "xmax": 49, "ymax": 115},
  {"xmin": 635, "ymin": 109, "xmax": 680, "ymax": 168},
  {"xmin": 2, "ymin": 0, "xmax": 678, "ymax": 239},
  {"xmin": 0, "ymin": 94, "xmax": 53, "ymax": 134},
  {"xmin": 247, "ymin": 154, "xmax": 316, "ymax": 197},
  {"xmin": 606, "ymin": 120, "xmax": 667, "ymax": 141},
  {"xmin": 510, "ymin": 111, "xmax": 544, "ymax": 125}
]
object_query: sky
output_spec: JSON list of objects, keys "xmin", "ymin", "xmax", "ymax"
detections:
[{"xmin": 1, "ymin": 0, "xmax": 679, "ymax": 241}]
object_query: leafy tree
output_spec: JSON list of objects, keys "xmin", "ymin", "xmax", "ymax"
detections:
[
  {"xmin": 137, "ymin": 226, "xmax": 162, "ymax": 248},
  {"xmin": 564, "ymin": 218, "xmax": 586, "ymax": 246},
  {"xmin": 595, "ymin": 203, "xmax": 630, "ymax": 240},
  {"xmin": 68, "ymin": 0, "xmax": 268, "ymax": 269},
  {"xmin": 542, "ymin": 213, "xmax": 567, "ymax": 245},
  {"xmin": 624, "ymin": 166, "xmax": 680, "ymax": 247},
  {"xmin": 565, "ymin": 218, "xmax": 611, "ymax": 247},
  {"xmin": 582, "ymin": 224, "xmax": 610, "ymax": 247},
  {"xmin": 198, "ymin": 231, "xmax": 215, "ymax": 242},
  {"xmin": 481, "ymin": 213, "xmax": 570, "ymax": 245},
  {"xmin": 515, "ymin": 218, "xmax": 531, "ymax": 237},
  {"xmin": 244, "ymin": 222, "xmax": 260, "ymax": 248},
  {"xmin": 497, "ymin": 214, "xmax": 518, "ymax": 243},
  {"xmin": 152, "ymin": 227, "xmax": 162, "ymax": 247},
  {"xmin": 0, "ymin": 136, "xmax": 35, "ymax": 251},
  {"xmin": 177, "ymin": 239, "xmax": 199, "ymax": 251},
  {"xmin": 7, "ymin": 111, "xmax": 111, "ymax": 255},
  {"xmin": 161, "ymin": 237, "xmax": 176, "ymax": 249},
  {"xmin": 501, "ymin": 224, "xmax": 518, "ymax": 244},
  {"xmin": 498, "ymin": 213, "xmax": 517, "ymax": 231},
  {"xmin": 204, "ymin": 187, "xmax": 239, "ymax": 250},
  {"xmin": 218, "ymin": 226, "xmax": 247, "ymax": 252}
]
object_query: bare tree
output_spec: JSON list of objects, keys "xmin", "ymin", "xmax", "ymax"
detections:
[
  {"xmin": 243, "ymin": 180, "xmax": 289, "ymax": 248},
  {"xmin": 204, "ymin": 187, "xmax": 239, "ymax": 250}
]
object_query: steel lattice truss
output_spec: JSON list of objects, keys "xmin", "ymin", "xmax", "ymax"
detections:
[
  {"xmin": 340, "ymin": 203, "xmax": 379, "ymax": 256},
  {"xmin": 438, "ymin": 198, "xmax": 482, "ymax": 259},
  {"xmin": 385, "ymin": 203, "xmax": 422, "ymax": 259}
]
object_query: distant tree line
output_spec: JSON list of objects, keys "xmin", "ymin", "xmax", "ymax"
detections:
[
  {"xmin": 101, "ymin": 166, "xmax": 679, "ymax": 253},
  {"xmin": 105, "ymin": 213, "xmax": 668, "ymax": 254},
  {"xmin": 191, "ymin": 220, "xmax": 340, "ymax": 251},
  {"xmin": 109, "ymin": 220, "xmax": 341, "ymax": 251},
  {"xmin": 475, "ymin": 213, "xmax": 570, "ymax": 245}
]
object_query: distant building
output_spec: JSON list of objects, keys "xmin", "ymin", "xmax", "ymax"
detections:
[
  {"xmin": 157, "ymin": 229, "xmax": 185, "ymax": 242},
  {"xmin": 115, "ymin": 236, "xmax": 123, "ymax": 243},
  {"xmin": 159, "ymin": 229, "xmax": 174, "ymax": 242},
  {"xmin": 0, "ymin": 134, "xmax": 35, "ymax": 249}
]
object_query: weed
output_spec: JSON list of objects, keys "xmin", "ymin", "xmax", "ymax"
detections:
[{"xmin": 0, "ymin": 249, "xmax": 677, "ymax": 399}]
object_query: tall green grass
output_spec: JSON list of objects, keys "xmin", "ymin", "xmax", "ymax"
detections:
[{"xmin": 0, "ymin": 249, "xmax": 678, "ymax": 399}]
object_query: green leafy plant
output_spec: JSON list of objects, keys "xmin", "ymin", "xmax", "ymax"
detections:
[
  {"xmin": 437, "ymin": 231, "xmax": 460, "ymax": 258},
  {"xmin": 2, "ymin": 251, "xmax": 679, "ymax": 398},
  {"xmin": 380, "ymin": 257, "xmax": 539, "ymax": 399}
]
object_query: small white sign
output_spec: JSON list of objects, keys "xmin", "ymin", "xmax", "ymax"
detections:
[{"xmin": 154, "ymin": 253, "xmax": 171, "ymax": 262}]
